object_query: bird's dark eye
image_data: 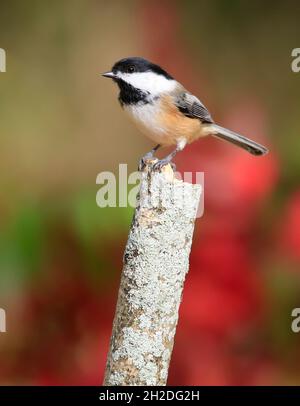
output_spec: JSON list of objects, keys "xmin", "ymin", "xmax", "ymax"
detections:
[{"xmin": 127, "ymin": 65, "xmax": 135, "ymax": 73}]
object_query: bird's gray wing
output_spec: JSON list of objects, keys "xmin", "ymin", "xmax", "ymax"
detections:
[{"xmin": 174, "ymin": 92, "xmax": 214, "ymax": 124}]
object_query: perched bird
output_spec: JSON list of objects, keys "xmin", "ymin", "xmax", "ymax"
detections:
[{"xmin": 102, "ymin": 57, "xmax": 268, "ymax": 170}]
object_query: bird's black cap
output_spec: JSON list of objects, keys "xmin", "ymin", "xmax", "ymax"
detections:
[{"xmin": 111, "ymin": 57, "xmax": 173, "ymax": 80}]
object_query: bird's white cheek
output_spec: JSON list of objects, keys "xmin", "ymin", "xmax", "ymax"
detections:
[{"xmin": 117, "ymin": 72, "xmax": 176, "ymax": 95}]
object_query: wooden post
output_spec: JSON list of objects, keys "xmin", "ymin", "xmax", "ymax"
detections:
[{"xmin": 103, "ymin": 161, "xmax": 201, "ymax": 385}]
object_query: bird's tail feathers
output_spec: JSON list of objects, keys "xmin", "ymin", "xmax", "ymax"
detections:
[{"xmin": 210, "ymin": 124, "xmax": 268, "ymax": 156}]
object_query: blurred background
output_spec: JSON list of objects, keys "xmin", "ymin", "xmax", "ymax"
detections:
[{"xmin": 0, "ymin": 0, "xmax": 300, "ymax": 385}]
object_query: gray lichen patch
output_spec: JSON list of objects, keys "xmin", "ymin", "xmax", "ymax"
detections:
[{"xmin": 103, "ymin": 162, "xmax": 201, "ymax": 386}]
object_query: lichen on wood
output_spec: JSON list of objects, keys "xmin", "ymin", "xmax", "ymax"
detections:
[{"xmin": 103, "ymin": 161, "xmax": 201, "ymax": 386}]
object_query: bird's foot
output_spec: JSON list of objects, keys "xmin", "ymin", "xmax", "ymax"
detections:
[
  {"xmin": 152, "ymin": 159, "xmax": 176, "ymax": 172},
  {"xmin": 138, "ymin": 152, "xmax": 155, "ymax": 171}
]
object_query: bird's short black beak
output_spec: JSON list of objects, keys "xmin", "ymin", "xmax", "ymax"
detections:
[{"xmin": 102, "ymin": 71, "xmax": 117, "ymax": 79}]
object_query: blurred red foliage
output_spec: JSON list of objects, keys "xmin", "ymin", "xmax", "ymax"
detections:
[
  {"xmin": 0, "ymin": 266, "xmax": 113, "ymax": 385},
  {"xmin": 279, "ymin": 190, "xmax": 300, "ymax": 263}
]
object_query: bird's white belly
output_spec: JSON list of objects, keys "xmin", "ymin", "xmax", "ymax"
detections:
[{"xmin": 124, "ymin": 102, "xmax": 168, "ymax": 144}]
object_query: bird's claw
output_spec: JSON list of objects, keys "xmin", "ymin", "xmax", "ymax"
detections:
[
  {"xmin": 138, "ymin": 153, "xmax": 154, "ymax": 171},
  {"xmin": 152, "ymin": 159, "xmax": 176, "ymax": 172}
]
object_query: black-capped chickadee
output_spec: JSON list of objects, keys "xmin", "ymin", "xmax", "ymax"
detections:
[{"xmin": 102, "ymin": 57, "xmax": 268, "ymax": 170}]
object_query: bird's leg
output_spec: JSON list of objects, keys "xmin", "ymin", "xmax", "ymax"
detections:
[
  {"xmin": 138, "ymin": 144, "xmax": 161, "ymax": 170},
  {"xmin": 153, "ymin": 139, "xmax": 187, "ymax": 172}
]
